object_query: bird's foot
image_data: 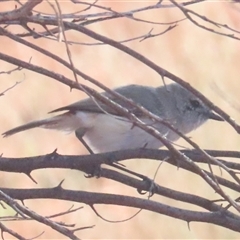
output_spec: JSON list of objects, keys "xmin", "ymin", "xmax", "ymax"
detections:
[
  {"xmin": 137, "ymin": 176, "xmax": 158, "ymax": 197},
  {"xmin": 84, "ymin": 164, "xmax": 102, "ymax": 178}
]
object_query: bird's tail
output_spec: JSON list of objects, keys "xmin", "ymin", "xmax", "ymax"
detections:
[{"xmin": 2, "ymin": 113, "xmax": 77, "ymax": 137}]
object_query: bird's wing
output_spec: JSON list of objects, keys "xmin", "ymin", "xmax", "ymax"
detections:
[
  {"xmin": 49, "ymin": 97, "xmax": 131, "ymax": 115},
  {"xmin": 49, "ymin": 85, "xmax": 148, "ymax": 116}
]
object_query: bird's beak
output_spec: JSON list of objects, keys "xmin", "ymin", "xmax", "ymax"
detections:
[{"xmin": 208, "ymin": 111, "xmax": 224, "ymax": 121}]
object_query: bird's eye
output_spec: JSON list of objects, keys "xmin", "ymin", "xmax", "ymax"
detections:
[{"xmin": 190, "ymin": 99, "xmax": 201, "ymax": 108}]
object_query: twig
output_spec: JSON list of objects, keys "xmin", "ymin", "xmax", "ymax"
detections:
[
  {"xmin": 0, "ymin": 81, "xmax": 22, "ymax": 96},
  {"xmin": 0, "ymin": 222, "xmax": 27, "ymax": 240}
]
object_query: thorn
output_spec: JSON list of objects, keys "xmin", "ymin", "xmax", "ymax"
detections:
[
  {"xmin": 26, "ymin": 172, "xmax": 37, "ymax": 184},
  {"xmin": 187, "ymin": 221, "xmax": 191, "ymax": 231},
  {"xmin": 130, "ymin": 122, "xmax": 137, "ymax": 130},
  {"xmin": 46, "ymin": 149, "xmax": 59, "ymax": 161},
  {"xmin": 56, "ymin": 179, "xmax": 65, "ymax": 188},
  {"xmin": 142, "ymin": 142, "xmax": 148, "ymax": 149},
  {"xmin": 68, "ymin": 204, "xmax": 74, "ymax": 211},
  {"xmin": 21, "ymin": 200, "xmax": 25, "ymax": 206},
  {"xmin": 161, "ymin": 75, "xmax": 166, "ymax": 86},
  {"xmin": 0, "ymin": 201, "xmax": 6, "ymax": 209},
  {"xmin": 1, "ymin": 229, "xmax": 4, "ymax": 240},
  {"xmin": 52, "ymin": 148, "xmax": 58, "ymax": 154}
]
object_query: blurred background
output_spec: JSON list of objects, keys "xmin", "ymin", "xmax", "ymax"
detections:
[{"xmin": 0, "ymin": 0, "xmax": 240, "ymax": 238}]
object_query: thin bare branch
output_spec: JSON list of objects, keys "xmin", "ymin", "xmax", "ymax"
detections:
[
  {"xmin": 0, "ymin": 0, "xmax": 43, "ymax": 22},
  {"xmin": 0, "ymin": 222, "xmax": 27, "ymax": 240},
  {"xmin": 0, "ymin": 185, "xmax": 240, "ymax": 232},
  {"xmin": 0, "ymin": 81, "xmax": 22, "ymax": 96},
  {"xmin": 0, "ymin": 190, "xmax": 80, "ymax": 239}
]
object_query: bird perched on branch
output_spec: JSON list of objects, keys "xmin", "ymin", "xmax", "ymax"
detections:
[{"xmin": 3, "ymin": 83, "xmax": 223, "ymax": 153}]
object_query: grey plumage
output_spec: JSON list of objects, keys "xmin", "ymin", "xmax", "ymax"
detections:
[{"xmin": 2, "ymin": 83, "xmax": 223, "ymax": 153}]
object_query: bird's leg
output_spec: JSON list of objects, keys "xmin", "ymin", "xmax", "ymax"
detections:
[
  {"xmin": 137, "ymin": 178, "xmax": 158, "ymax": 197},
  {"xmin": 76, "ymin": 129, "xmax": 156, "ymax": 195},
  {"xmin": 131, "ymin": 143, "xmax": 157, "ymax": 196},
  {"xmin": 106, "ymin": 153, "xmax": 157, "ymax": 197},
  {"xmin": 75, "ymin": 128, "xmax": 102, "ymax": 177},
  {"xmin": 75, "ymin": 128, "xmax": 94, "ymax": 154}
]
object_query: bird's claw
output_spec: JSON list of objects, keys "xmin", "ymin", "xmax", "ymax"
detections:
[
  {"xmin": 84, "ymin": 164, "xmax": 102, "ymax": 178},
  {"xmin": 137, "ymin": 177, "xmax": 157, "ymax": 197}
]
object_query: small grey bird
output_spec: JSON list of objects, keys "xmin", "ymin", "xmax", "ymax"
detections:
[{"xmin": 2, "ymin": 83, "xmax": 223, "ymax": 153}]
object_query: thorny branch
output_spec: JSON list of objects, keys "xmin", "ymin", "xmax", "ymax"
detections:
[
  {"xmin": 0, "ymin": 189, "xmax": 80, "ymax": 239},
  {"xmin": 1, "ymin": 183, "xmax": 240, "ymax": 232},
  {"xmin": 2, "ymin": 17, "xmax": 240, "ymax": 212}
]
